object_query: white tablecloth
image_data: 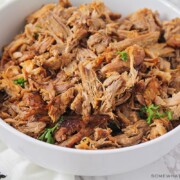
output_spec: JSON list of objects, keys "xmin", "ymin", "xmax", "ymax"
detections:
[{"xmin": 0, "ymin": 141, "xmax": 74, "ymax": 180}]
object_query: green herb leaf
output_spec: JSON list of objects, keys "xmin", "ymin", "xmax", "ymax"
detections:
[
  {"xmin": 13, "ymin": 78, "xmax": 27, "ymax": 88},
  {"xmin": 154, "ymin": 111, "xmax": 165, "ymax": 119},
  {"xmin": 38, "ymin": 117, "xmax": 64, "ymax": 144},
  {"xmin": 139, "ymin": 104, "xmax": 173, "ymax": 124},
  {"xmin": 45, "ymin": 130, "xmax": 54, "ymax": 144},
  {"xmin": 167, "ymin": 111, "xmax": 172, "ymax": 120},
  {"xmin": 117, "ymin": 51, "xmax": 128, "ymax": 61}
]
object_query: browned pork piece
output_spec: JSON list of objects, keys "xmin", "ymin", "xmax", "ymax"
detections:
[
  {"xmin": 109, "ymin": 31, "xmax": 160, "ymax": 51},
  {"xmin": 5, "ymin": 119, "xmax": 46, "ymax": 138},
  {"xmin": 145, "ymin": 43, "xmax": 175, "ymax": 59},
  {"xmin": 101, "ymin": 44, "xmax": 145, "ymax": 74},
  {"xmin": 147, "ymin": 118, "xmax": 172, "ymax": 140},
  {"xmin": 0, "ymin": 0, "xmax": 179, "ymax": 150},
  {"xmin": 76, "ymin": 128, "xmax": 119, "ymax": 150},
  {"xmin": 48, "ymin": 87, "xmax": 75, "ymax": 122},
  {"xmin": 127, "ymin": 9, "xmax": 161, "ymax": 32},
  {"xmin": 114, "ymin": 120, "xmax": 149, "ymax": 147},
  {"xmin": 163, "ymin": 18, "xmax": 180, "ymax": 47},
  {"xmin": 57, "ymin": 115, "xmax": 110, "ymax": 148}
]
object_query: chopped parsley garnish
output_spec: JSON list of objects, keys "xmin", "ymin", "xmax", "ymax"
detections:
[
  {"xmin": 139, "ymin": 104, "xmax": 172, "ymax": 124},
  {"xmin": 117, "ymin": 51, "xmax": 128, "ymax": 61},
  {"xmin": 38, "ymin": 117, "xmax": 64, "ymax": 144},
  {"xmin": 13, "ymin": 78, "xmax": 27, "ymax": 88},
  {"xmin": 167, "ymin": 111, "xmax": 172, "ymax": 120}
]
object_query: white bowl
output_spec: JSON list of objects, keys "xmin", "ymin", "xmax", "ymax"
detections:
[{"xmin": 0, "ymin": 0, "xmax": 180, "ymax": 176}]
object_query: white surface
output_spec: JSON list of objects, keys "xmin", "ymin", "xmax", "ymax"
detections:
[
  {"xmin": 0, "ymin": 141, "xmax": 74, "ymax": 180},
  {"xmin": 0, "ymin": 0, "xmax": 180, "ymax": 179}
]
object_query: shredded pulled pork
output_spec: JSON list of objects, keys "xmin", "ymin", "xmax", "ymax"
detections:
[{"xmin": 0, "ymin": 0, "xmax": 179, "ymax": 150}]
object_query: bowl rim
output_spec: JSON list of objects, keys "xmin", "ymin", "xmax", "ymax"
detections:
[
  {"xmin": 1, "ymin": 117, "xmax": 180, "ymax": 154},
  {"xmin": 159, "ymin": 0, "xmax": 180, "ymax": 14},
  {"xmin": 1, "ymin": 0, "xmax": 180, "ymax": 13},
  {"xmin": 0, "ymin": 0, "xmax": 180, "ymax": 155}
]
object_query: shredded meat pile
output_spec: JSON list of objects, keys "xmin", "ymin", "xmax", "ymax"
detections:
[{"xmin": 0, "ymin": 0, "xmax": 180, "ymax": 150}]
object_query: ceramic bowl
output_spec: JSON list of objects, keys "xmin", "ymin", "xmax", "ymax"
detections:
[{"xmin": 0, "ymin": 0, "xmax": 179, "ymax": 176}]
